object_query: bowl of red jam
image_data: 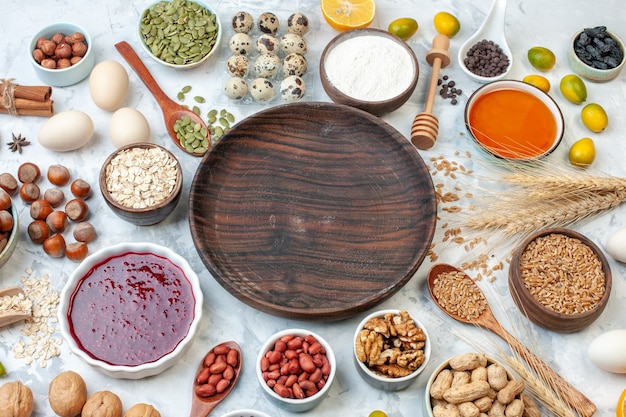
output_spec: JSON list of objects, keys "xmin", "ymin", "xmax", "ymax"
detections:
[{"xmin": 59, "ymin": 242, "xmax": 203, "ymax": 379}]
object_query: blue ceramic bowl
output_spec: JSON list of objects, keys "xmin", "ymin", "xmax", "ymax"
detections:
[
  {"xmin": 568, "ymin": 29, "xmax": 625, "ymax": 82},
  {"xmin": 0, "ymin": 203, "xmax": 19, "ymax": 268}
]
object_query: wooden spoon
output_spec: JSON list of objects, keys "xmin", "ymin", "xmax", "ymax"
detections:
[
  {"xmin": 0, "ymin": 287, "xmax": 31, "ymax": 328},
  {"xmin": 189, "ymin": 341, "xmax": 242, "ymax": 417},
  {"xmin": 427, "ymin": 263, "xmax": 596, "ymax": 417},
  {"xmin": 114, "ymin": 41, "xmax": 210, "ymax": 157}
]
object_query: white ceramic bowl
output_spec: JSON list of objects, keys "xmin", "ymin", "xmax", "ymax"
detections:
[
  {"xmin": 256, "ymin": 329, "xmax": 336, "ymax": 413},
  {"xmin": 29, "ymin": 22, "xmax": 95, "ymax": 87},
  {"xmin": 464, "ymin": 79, "xmax": 564, "ymax": 161},
  {"xmin": 138, "ymin": 0, "xmax": 222, "ymax": 69},
  {"xmin": 354, "ymin": 309, "xmax": 431, "ymax": 391},
  {"xmin": 568, "ymin": 28, "xmax": 625, "ymax": 82},
  {"xmin": 0, "ymin": 203, "xmax": 19, "ymax": 268},
  {"xmin": 218, "ymin": 410, "xmax": 273, "ymax": 417},
  {"xmin": 59, "ymin": 242, "xmax": 203, "ymax": 379}
]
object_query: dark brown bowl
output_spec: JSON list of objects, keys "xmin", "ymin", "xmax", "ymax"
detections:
[
  {"xmin": 99, "ymin": 143, "xmax": 183, "ymax": 226},
  {"xmin": 319, "ymin": 28, "xmax": 419, "ymax": 116},
  {"xmin": 508, "ymin": 227, "xmax": 612, "ymax": 333}
]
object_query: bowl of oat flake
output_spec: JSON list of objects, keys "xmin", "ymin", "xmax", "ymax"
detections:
[{"xmin": 99, "ymin": 143, "xmax": 183, "ymax": 226}]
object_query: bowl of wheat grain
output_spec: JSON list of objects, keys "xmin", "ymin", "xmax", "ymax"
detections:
[{"xmin": 508, "ymin": 227, "xmax": 612, "ymax": 333}]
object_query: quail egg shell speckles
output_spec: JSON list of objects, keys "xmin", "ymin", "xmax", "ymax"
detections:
[
  {"xmin": 232, "ymin": 11, "xmax": 254, "ymax": 33},
  {"xmin": 287, "ymin": 13, "xmax": 310, "ymax": 36},
  {"xmin": 281, "ymin": 34, "xmax": 307, "ymax": 56},
  {"xmin": 254, "ymin": 53, "xmax": 281, "ymax": 77},
  {"xmin": 225, "ymin": 77, "xmax": 248, "ymax": 100},
  {"xmin": 256, "ymin": 34, "xmax": 280, "ymax": 54},
  {"xmin": 258, "ymin": 12, "xmax": 280, "ymax": 35},
  {"xmin": 229, "ymin": 33, "xmax": 252, "ymax": 55},
  {"xmin": 250, "ymin": 78, "xmax": 275, "ymax": 102},
  {"xmin": 283, "ymin": 53, "xmax": 307, "ymax": 77},
  {"xmin": 280, "ymin": 75, "xmax": 306, "ymax": 102},
  {"xmin": 227, "ymin": 55, "xmax": 249, "ymax": 77}
]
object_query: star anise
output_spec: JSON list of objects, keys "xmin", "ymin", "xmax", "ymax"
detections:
[{"xmin": 7, "ymin": 133, "xmax": 30, "ymax": 153}]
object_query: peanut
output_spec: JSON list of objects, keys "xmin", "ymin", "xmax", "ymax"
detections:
[
  {"xmin": 488, "ymin": 401, "xmax": 506, "ymax": 417},
  {"xmin": 504, "ymin": 398, "xmax": 524, "ymax": 417},
  {"xmin": 449, "ymin": 353, "xmax": 487, "ymax": 371},
  {"xmin": 458, "ymin": 401, "xmax": 480, "ymax": 417},
  {"xmin": 430, "ymin": 368, "xmax": 453, "ymax": 400},
  {"xmin": 471, "ymin": 366, "xmax": 488, "ymax": 382},
  {"xmin": 473, "ymin": 396, "xmax": 494, "ymax": 413},
  {"xmin": 443, "ymin": 380, "xmax": 491, "ymax": 404},
  {"xmin": 496, "ymin": 380, "xmax": 524, "ymax": 405},
  {"xmin": 487, "ymin": 363, "xmax": 508, "ymax": 390},
  {"xmin": 194, "ymin": 344, "xmax": 239, "ymax": 398},
  {"xmin": 433, "ymin": 402, "xmax": 461, "ymax": 417},
  {"xmin": 520, "ymin": 394, "xmax": 541, "ymax": 417},
  {"xmin": 452, "ymin": 371, "xmax": 471, "ymax": 387}
]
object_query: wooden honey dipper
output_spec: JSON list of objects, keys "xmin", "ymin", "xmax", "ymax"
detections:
[{"xmin": 411, "ymin": 34, "xmax": 451, "ymax": 150}]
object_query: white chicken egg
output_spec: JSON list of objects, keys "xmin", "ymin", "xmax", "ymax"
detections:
[
  {"xmin": 38, "ymin": 110, "xmax": 94, "ymax": 152},
  {"xmin": 606, "ymin": 226, "xmax": 626, "ymax": 263},
  {"xmin": 89, "ymin": 60, "xmax": 129, "ymax": 111},
  {"xmin": 587, "ymin": 329, "xmax": 626, "ymax": 373},
  {"xmin": 109, "ymin": 107, "xmax": 151, "ymax": 148}
]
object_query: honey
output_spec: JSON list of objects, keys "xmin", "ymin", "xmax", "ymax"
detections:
[{"xmin": 468, "ymin": 88, "xmax": 557, "ymax": 159}]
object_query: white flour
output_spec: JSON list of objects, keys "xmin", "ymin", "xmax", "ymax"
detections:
[{"xmin": 324, "ymin": 35, "xmax": 415, "ymax": 101}]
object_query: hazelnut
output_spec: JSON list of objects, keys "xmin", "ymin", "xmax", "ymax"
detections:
[
  {"xmin": 40, "ymin": 40, "xmax": 57, "ymax": 56},
  {"xmin": 41, "ymin": 58, "xmax": 57, "ymax": 70},
  {"xmin": 0, "ymin": 236, "xmax": 7, "ymax": 253},
  {"xmin": 57, "ymin": 58, "xmax": 72, "ymax": 69},
  {"xmin": 48, "ymin": 370, "xmax": 87, "ymax": 417},
  {"xmin": 65, "ymin": 198, "xmax": 89, "ymax": 222},
  {"xmin": 0, "ymin": 189, "xmax": 11, "ymax": 211},
  {"xmin": 124, "ymin": 403, "xmax": 161, "ymax": 417},
  {"xmin": 50, "ymin": 32, "xmax": 65, "ymax": 44},
  {"xmin": 55, "ymin": 43, "xmax": 72, "ymax": 60},
  {"xmin": 0, "ymin": 210, "xmax": 13, "ymax": 233},
  {"xmin": 43, "ymin": 234, "xmax": 66, "ymax": 258},
  {"xmin": 63, "ymin": 35, "xmax": 75, "ymax": 45},
  {"xmin": 66, "ymin": 242, "xmax": 89, "ymax": 262},
  {"xmin": 17, "ymin": 162, "xmax": 41, "ymax": 183},
  {"xmin": 36, "ymin": 37, "xmax": 47, "ymax": 49},
  {"xmin": 47, "ymin": 164, "xmax": 71, "ymax": 186},
  {"xmin": 30, "ymin": 199, "xmax": 54, "ymax": 220},
  {"xmin": 69, "ymin": 32, "xmax": 85, "ymax": 44},
  {"xmin": 28, "ymin": 220, "xmax": 51, "ymax": 244},
  {"xmin": 70, "ymin": 179, "xmax": 91, "ymax": 198},
  {"xmin": 33, "ymin": 48, "xmax": 45, "ymax": 63},
  {"xmin": 73, "ymin": 222, "xmax": 96, "ymax": 243},
  {"xmin": 19, "ymin": 182, "xmax": 40, "ymax": 203},
  {"xmin": 0, "ymin": 381, "xmax": 34, "ymax": 417},
  {"xmin": 82, "ymin": 391, "xmax": 123, "ymax": 417},
  {"xmin": 70, "ymin": 56, "xmax": 83, "ymax": 65},
  {"xmin": 46, "ymin": 210, "xmax": 68, "ymax": 234},
  {"xmin": 0, "ymin": 172, "xmax": 18, "ymax": 195},
  {"xmin": 44, "ymin": 188, "xmax": 65, "ymax": 207},
  {"xmin": 72, "ymin": 42, "xmax": 88, "ymax": 57}
]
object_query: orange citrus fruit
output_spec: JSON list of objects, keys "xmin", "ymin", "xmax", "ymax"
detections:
[
  {"xmin": 522, "ymin": 74, "xmax": 551, "ymax": 93},
  {"xmin": 617, "ymin": 388, "xmax": 626, "ymax": 417},
  {"xmin": 433, "ymin": 11, "xmax": 461, "ymax": 37},
  {"xmin": 320, "ymin": 0, "xmax": 376, "ymax": 31}
]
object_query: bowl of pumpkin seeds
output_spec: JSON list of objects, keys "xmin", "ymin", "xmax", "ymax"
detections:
[{"xmin": 138, "ymin": 0, "xmax": 221, "ymax": 69}]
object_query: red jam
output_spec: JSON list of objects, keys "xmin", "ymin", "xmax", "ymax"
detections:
[{"xmin": 67, "ymin": 251, "xmax": 196, "ymax": 366}]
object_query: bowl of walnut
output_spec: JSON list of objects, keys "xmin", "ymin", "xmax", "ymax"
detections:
[
  {"xmin": 30, "ymin": 22, "xmax": 95, "ymax": 87},
  {"xmin": 353, "ymin": 309, "xmax": 430, "ymax": 391},
  {"xmin": 424, "ymin": 352, "xmax": 541, "ymax": 417},
  {"xmin": 99, "ymin": 143, "xmax": 183, "ymax": 226}
]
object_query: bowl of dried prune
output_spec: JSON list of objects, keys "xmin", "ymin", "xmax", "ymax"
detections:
[{"xmin": 568, "ymin": 26, "xmax": 625, "ymax": 82}]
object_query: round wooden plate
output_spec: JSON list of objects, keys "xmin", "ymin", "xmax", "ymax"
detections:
[{"xmin": 189, "ymin": 102, "xmax": 437, "ymax": 321}]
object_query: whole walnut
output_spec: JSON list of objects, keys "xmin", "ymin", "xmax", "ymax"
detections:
[
  {"xmin": 48, "ymin": 370, "xmax": 87, "ymax": 417},
  {"xmin": 82, "ymin": 391, "xmax": 122, "ymax": 417},
  {"xmin": 123, "ymin": 403, "xmax": 161, "ymax": 417},
  {"xmin": 0, "ymin": 380, "xmax": 34, "ymax": 417}
]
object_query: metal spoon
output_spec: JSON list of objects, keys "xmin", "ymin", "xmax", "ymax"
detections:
[
  {"xmin": 114, "ymin": 41, "xmax": 210, "ymax": 157},
  {"xmin": 0, "ymin": 287, "xmax": 31, "ymax": 328},
  {"xmin": 189, "ymin": 341, "xmax": 242, "ymax": 417},
  {"xmin": 457, "ymin": 0, "xmax": 512, "ymax": 82},
  {"xmin": 427, "ymin": 263, "xmax": 596, "ymax": 417}
]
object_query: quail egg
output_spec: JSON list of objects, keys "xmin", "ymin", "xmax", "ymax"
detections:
[
  {"xmin": 258, "ymin": 12, "xmax": 280, "ymax": 35},
  {"xmin": 287, "ymin": 13, "xmax": 310, "ymax": 36},
  {"xmin": 226, "ymin": 55, "xmax": 249, "ymax": 77},
  {"xmin": 280, "ymin": 75, "xmax": 306, "ymax": 102},
  {"xmin": 281, "ymin": 33, "xmax": 307, "ymax": 56},
  {"xmin": 224, "ymin": 77, "xmax": 248, "ymax": 100},
  {"xmin": 282, "ymin": 53, "xmax": 307, "ymax": 77},
  {"xmin": 232, "ymin": 11, "xmax": 254, "ymax": 33},
  {"xmin": 254, "ymin": 53, "xmax": 281, "ymax": 77},
  {"xmin": 256, "ymin": 34, "xmax": 280, "ymax": 54},
  {"xmin": 250, "ymin": 78, "xmax": 276, "ymax": 102},
  {"xmin": 229, "ymin": 33, "xmax": 252, "ymax": 55}
]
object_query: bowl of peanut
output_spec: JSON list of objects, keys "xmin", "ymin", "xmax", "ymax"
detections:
[
  {"xmin": 256, "ymin": 329, "xmax": 336, "ymax": 412},
  {"xmin": 354, "ymin": 309, "xmax": 430, "ymax": 391},
  {"xmin": 29, "ymin": 22, "xmax": 95, "ymax": 87},
  {"xmin": 424, "ymin": 352, "xmax": 541, "ymax": 417},
  {"xmin": 508, "ymin": 227, "xmax": 612, "ymax": 333}
]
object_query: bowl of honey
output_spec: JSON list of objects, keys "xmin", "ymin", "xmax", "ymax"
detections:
[{"xmin": 464, "ymin": 80, "xmax": 564, "ymax": 161}]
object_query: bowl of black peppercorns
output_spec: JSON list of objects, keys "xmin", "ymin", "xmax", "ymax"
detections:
[{"xmin": 568, "ymin": 26, "xmax": 625, "ymax": 82}]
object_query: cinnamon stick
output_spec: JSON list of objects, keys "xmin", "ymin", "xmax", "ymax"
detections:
[
  {"xmin": 0, "ymin": 84, "xmax": 51, "ymax": 102},
  {"xmin": 0, "ymin": 98, "xmax": 54, "ymax": 117}
]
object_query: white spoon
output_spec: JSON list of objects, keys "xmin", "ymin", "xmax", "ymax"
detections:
[{"xmin": 458, "ymin": 0, "xmax": 512, "ymax": 83}]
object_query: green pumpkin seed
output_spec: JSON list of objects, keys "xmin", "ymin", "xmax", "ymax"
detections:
[{"xmin": 194, "ymin": 96, "xmax": 205, "ymax": 103}]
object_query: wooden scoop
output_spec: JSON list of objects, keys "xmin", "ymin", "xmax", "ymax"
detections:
[
  {"xmin": 427, "ymin": 263, "xmax": 596, "ymax": 417},
  {"xmin": 0, "ymin": 287, "xmax": 31, "ymax": 328},
  {"xmin": 410, "ymin": 34, "xmax": 451, "ymax": 150},
  {"xmin": 189, "ymin": 341, "xmax": 242, "ymax": 417},
  {"xmin": 114, "ymin": 41, "xmax": 210, "ymax": 157}
]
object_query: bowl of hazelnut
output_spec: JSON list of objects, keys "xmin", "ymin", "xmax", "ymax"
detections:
[
  {"xmin": 354, "ymin": 309, "xmax": 431, "ymax": 391},
  {"xmin": 0, "ymin": 190, "xmax": 19, "ymax": 268},
  {"xmin": 30, "ymin": 22, "xmax": 95, "ymax": 87}
]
